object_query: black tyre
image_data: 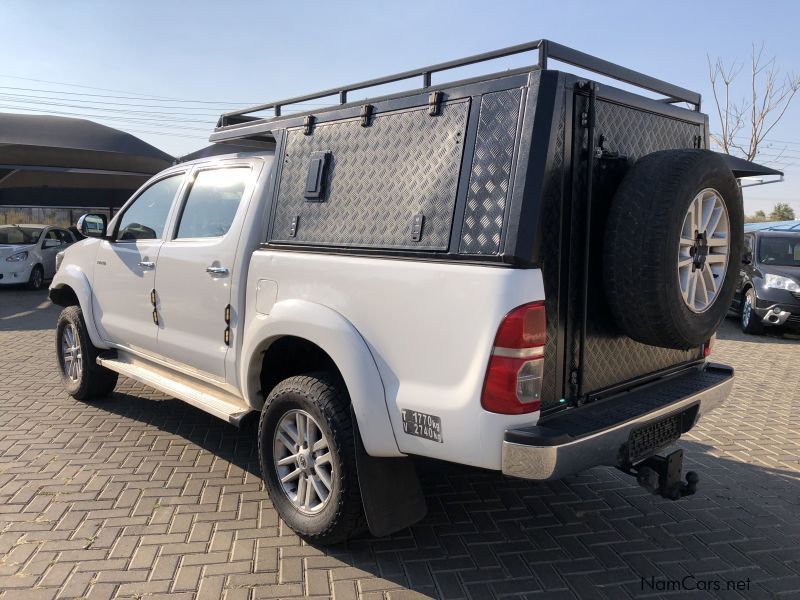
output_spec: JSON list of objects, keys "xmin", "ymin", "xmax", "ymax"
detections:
[
  {"xmin": 56, "ymin": 306, "xmax": 118, "ymax": 400},
  {"xmin": 604, "ymin": 149, "xmax": 744, "ymax": 349},
  {"xmin": 740, "ymin": 288, "xmax": 764, "ymax": 335},
  {"xmin": 258, "ymin": 373, "xmax": 366, "ymax": 544},
  {"xmin": 26, "ymin": 264, "xmax": 44, "ymax": 290}
]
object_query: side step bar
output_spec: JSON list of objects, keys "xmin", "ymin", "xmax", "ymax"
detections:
[{"xmin": 97, "ymin": 354, "xmax": 252, "ymax": 426}]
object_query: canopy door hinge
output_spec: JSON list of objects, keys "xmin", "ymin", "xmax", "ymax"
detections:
[
  {"xmin": 360, "ymin": 104, "xmax": 374, "ymax": 127},
  {"xmin": 303, "ymin": 115, "xmax": 315, "ymax": 135},
  {"xmin": 428, "ymin": 91, "xmax": 443, "ymax": 116}
]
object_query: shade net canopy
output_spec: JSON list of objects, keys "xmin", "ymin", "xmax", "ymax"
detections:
[{"xmin": 0, "ymin": 112, "xmax": 174, "ymax": 191}]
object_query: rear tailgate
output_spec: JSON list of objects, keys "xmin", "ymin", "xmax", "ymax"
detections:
[{"xmin": 537, "ymin": 81, "xmax": 707, "ymax": 413}]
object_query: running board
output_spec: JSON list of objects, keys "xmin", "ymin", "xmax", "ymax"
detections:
[{"xmin": 97, "ymin": 354, "xmax": 252, "ymax": 426}]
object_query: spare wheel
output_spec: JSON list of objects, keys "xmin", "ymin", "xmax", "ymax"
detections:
[{"xmin": 603, "ymin": 149, "xmax": 743, "ymax": 350}]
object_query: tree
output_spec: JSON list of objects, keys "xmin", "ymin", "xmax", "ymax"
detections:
[
  {"xmin": 769, "ymin": 203, "xmax": 796, "ymax": 221},
  {"xmin": 744, "ymin": 210, "xmax": 767, "ymax": 223},
  {"xmin": 708, "ymin": 44, "xmax": 800, "ymax": 165},
  {"xmin": 745, "ymin": 209, "xmax": 768, "ymax": 223}
]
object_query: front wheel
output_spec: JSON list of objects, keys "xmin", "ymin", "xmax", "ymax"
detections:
[
  {"xmin": 740, "ymin": 288, "xmax": 764, "ymax": 335},
  {"xmin": 26, "ymin": 264, "xmax": 44, "ymax": 290},
  {"xmin": 56, "ymin": 306, "xmax": 118, "ymax": 400},
  {"xmin": 258, "ymin": 373, "xmax": 366, "ymax": 544}
]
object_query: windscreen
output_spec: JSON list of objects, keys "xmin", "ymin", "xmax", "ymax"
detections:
[
  {"xmin": 0, "ymin": 226, "xmax": 42, "ymax": 245},
  {"xmin": 759, "ymin": 236, "xmax": 800, "ymax": 267}
]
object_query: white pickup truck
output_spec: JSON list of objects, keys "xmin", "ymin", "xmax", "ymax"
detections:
[{"xmin": 50, "ymin": 41, "xmax": 777, "ymax": 543}]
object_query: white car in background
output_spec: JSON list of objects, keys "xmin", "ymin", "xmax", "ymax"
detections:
[{"xmin": 0, "ymin": 224, "xmax": 76, "ymax": 290}]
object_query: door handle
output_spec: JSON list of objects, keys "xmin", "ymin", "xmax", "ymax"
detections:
[
  {"xmin": 138, "ymin": 261, "xmax": 155, "ymax": 269},
  {"xmin": 206, "ymin": 266, "xmax": 229, "ymax": 275}
]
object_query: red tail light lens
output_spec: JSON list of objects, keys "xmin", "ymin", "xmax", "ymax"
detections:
[
  {"xmin": 703, "ymin": 335, "xmax": 715, "ymax": 357},
  {"xmin": 481, "ymin": 302, "xmax": 546, "ymax": 415}
]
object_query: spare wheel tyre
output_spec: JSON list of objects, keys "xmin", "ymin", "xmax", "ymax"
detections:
[{"xmin": 603, "ymin": 149, "xmax": 743, "ymax": 350}]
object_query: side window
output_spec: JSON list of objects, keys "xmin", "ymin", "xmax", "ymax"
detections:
[
  {"xmin": 117, "ymin": 175, "xmax": 183, "ymax": 241},
  {"xmin": 175, "ymin": 168, "xmax": 249, "ymax": 239},
  {"xmin": 55, "ymin": 229, "xmax": 71, "ymax": 244},
  {"xmin": 44, "ymin": 230, "xmax": 65, "ymax": 246}
]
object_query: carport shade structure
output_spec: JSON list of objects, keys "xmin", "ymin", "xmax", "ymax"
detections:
[{"xmin": 0, "ymin": 112, "xmax": 174, "ymax": 212}]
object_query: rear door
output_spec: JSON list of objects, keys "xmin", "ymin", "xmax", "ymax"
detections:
[
  {"xmin": 154, "ymin": 164, "xmax": 255, "ymax": 379},
  {"xmin": 92, "ymin": 173, "xmax": 185, "ymax": 354},
  {"xmin": 558, "ymin": 93, "xmax": 705, "ymax": 407}
]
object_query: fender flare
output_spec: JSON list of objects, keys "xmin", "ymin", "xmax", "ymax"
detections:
[
  {"xmin": 49, "ymin": 265, "xmax": 109, "ymax": 349},
  {"xmin": 241, "ymin": 299, "xmax": 401, "ymax": 457}
]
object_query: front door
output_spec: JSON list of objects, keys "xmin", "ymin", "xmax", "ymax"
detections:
[
  {"xmin": 41, "ymin": 229, "xmax": 70, "ymax": 278},
  {"xmin": 92, "ymin": 173, "xmax": 184, "ymax": 354},
  {"xmin": 154, "ymin": 166, "xmax": 253, "ymax": 379}
]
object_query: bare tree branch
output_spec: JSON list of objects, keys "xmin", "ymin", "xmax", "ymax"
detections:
[{"xmin": 708, "ymin": 43, "xmax": 799, "ymax": 165}]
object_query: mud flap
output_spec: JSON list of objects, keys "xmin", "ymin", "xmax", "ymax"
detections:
[{"xmin": 352, "ymin": 411, "xmax": 427, "ymax": 537}]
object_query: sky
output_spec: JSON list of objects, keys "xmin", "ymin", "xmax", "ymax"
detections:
[{"xmin": 1, "ymin": 0, "xmax": 799, "ymax": 215}]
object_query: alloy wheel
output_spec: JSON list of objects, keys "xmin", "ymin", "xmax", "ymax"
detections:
[
  {"xmin": 60, "ymin": 324, "xmax": 83, "ymax": 382},
  {"xmin": 273, "ymin": 409, "xmax": 334, "ymax": 515},
  {"xmin": 678, "ymin": 188, "xmax": 730, "ymax": 313},
  {"xmin": 32, "ymin": 267, "xmax": 43, "ymax": 289}
]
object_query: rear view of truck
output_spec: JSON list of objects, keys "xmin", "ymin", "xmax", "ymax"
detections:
[{"xmin": 206, "ymin": 40, "xmax": 776, "ymax": 541}]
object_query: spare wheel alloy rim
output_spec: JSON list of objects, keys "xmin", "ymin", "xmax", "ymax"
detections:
[
  {"xmin": 273, "ymin": 409, "xmax": 334, "ymax": 515},
  {"xmin": 678, "ymin": 188, "xmax": 730, "ymax": 313}
]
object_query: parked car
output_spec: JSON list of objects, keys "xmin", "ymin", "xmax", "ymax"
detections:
[
  {"xmin": 0, "ymin": 224, "xmax": 76, "ymax": 290},
  {"xmin": 50, "ymin": 40, "xmax": 777, "ymax": 544},
  {"xmin": 731, "ymin": 229, "xmax": 800, "ymax": 333}
]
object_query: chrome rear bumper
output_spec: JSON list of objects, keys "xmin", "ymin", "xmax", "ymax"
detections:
[{"xmin": 502, "ymin": 364, "xmax": 733, "ymax": 481}]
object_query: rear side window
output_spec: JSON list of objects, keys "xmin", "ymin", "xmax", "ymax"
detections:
[
  {"xmin": 175, "ymin": 168, "xmax": 250, "ymax": 239},
  {"xmin": 117, "ymin": 175, "xmax": 183, "ymax": 241}
]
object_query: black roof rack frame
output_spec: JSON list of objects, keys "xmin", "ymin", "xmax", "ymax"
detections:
[{"xmin": 214, "ymin": 39, "xmax": 701, "ymax": 136}]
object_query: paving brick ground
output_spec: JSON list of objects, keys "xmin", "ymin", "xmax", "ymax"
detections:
[{"xmin": 1, "ymin": 288, "xmax": 799, "ymax": 599}]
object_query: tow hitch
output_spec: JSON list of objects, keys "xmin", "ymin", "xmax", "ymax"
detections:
[{"xmin": 623, "ymin": 449, "xmax": 699, "ymax": 500}]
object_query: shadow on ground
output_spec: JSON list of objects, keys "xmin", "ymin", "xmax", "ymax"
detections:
[
  {"xmin": 90, "ymin": 389, "xmax": 800, "ymax": 599},
  {"xmin": 0, "ymin": 288, "xmax": 58, "ymax": 331}
]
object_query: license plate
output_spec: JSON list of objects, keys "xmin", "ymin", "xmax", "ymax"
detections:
[
  {"xmin": 628, "ymin": 414, "xmax": 681, "ymax": 463},
  {"xmin": 401, "ymin": 409, "xmax": 443, "ymax": 443}
]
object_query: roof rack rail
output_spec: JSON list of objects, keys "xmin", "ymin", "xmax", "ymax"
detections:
[{"xmin": 216, "ymin": 39, "xmax": 701, "ymax": 130}]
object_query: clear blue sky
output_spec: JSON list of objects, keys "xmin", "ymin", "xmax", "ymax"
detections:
[{"xmin": 1, "ymin": 0, "xmax": 798, "ymax": 214}]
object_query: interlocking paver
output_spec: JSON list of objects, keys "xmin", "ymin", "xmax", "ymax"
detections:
[{"xmin": 1, "ymin": 288, "xmax": 799, "ymax": 599}]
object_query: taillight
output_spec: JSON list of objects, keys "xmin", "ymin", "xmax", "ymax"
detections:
[
  {"xmin": 703, "ymin": 335, "xmax": 715, "ymax": 357},
  {"xmin": 481, "ymin": 301, "xmax": 546, "ymax": 415}
]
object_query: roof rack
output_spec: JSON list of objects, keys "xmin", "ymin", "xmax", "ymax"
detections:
[{"xmin": 215, "ymin": 39, "xmax": 701, "ymax": 132}]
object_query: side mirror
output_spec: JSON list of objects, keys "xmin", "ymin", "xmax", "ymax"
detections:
[
  {"xmin": 77, "ymin": 213, "xmax": 108, "ymax": 239},
  {"xmin": 42, "ymin": 239, "xmax": 62, "ymax": 249},
  {"xmin": 742, "ymin": 251, "xmax": 753, "ymax": 265}
]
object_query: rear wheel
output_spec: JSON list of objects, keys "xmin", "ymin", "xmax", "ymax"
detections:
[
  {"xmin": 56, "ymin": 306, "xmax": 118, "ymax": 400},
  {"xmin": 26, "ymin": 264, "xmax": 44, "ymax": 290},
  {"xmin": 258, "ymin": 373, "xmax": 366, "ymax": 544},
  {"xmin": 740, "ymin": 288, "xmax": 764, "ymax": 335}
]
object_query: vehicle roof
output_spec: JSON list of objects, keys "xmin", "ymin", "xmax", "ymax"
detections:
[
  {"xmin": 171, "ymin": 150, "xmax": 272, "ymax": 171},
  {"xmin": 744, "ymin": 220, "xmax": 800, "ymax": 232},
  {"xmin": 752, "ymin": 230, "xmax": 800, "ymax": 237},
  {"xmin": 0, "ymin": 223, "xmax": 51, "ymax": 228}
]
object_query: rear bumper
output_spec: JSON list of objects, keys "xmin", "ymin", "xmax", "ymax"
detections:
[{"xmin": 501, "ymin": 363, "xmax": 733, "ymax": 480}]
